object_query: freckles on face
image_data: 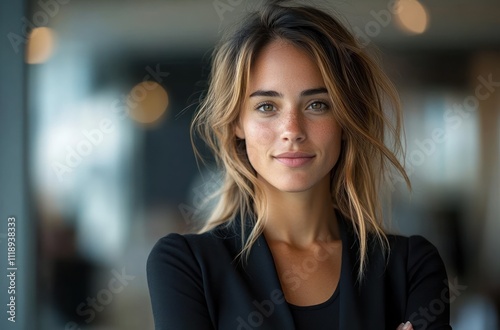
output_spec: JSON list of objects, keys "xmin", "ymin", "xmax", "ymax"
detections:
[
  {"xmin": 243, "ymin": 120, "xmax": 274, "ymax": 162},
  {"xmin": 236, "ymin": 39, "xmax": 342, "ymax": 193}
]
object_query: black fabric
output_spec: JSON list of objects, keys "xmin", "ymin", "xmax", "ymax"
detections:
[
  {"xmin": 288, "ymin": 285, "xmax": 340, "ymax": 330},
  {"xmin": 147, "ymin": 214, "xmax": 451, "ymax": 330}
]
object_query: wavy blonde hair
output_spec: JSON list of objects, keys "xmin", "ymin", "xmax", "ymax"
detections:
[{"xmin": 191, "ymin": 0, "xmax": 410, "ymax": 280}]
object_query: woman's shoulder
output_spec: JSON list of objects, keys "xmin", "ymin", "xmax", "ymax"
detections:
[
  {"xmin": 385, "ymin": 232, "xmax": 442, "ymax": 258},
  {"xmin": 148, "ymin": 221, "xmax": 241, "ymax": 263},
  {"xmin": 382, "ymin": 232, "xmax": 447, "ymax": 276},
  {"xmin": 342, "ymin": 215, "xmax": 443, "ymax": 263}
]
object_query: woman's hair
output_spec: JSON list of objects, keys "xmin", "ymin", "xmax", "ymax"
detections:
[{"xmin": 191, "ymin": 0, "xmax": 410, "ymax": 280}]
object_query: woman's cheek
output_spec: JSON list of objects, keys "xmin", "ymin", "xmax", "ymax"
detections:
[
  {"xmin": 244, "ymin": 122, "xmax": 274, "ymax": 167},
  {"xmin": 247, "ymin": 121, "xmax": 275, "ymax": 147}
]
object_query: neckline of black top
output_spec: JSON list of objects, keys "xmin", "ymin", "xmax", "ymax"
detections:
[{"xmin": 287, "ymin": 284, "xmax": 340, "ymax": 311}]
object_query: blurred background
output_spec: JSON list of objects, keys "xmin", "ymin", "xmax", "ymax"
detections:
[{"xmin": 0, "ymin": 0, "xmax": 499, "ymax": 329}]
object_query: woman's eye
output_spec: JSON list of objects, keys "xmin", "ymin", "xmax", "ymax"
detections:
[
  {"xmin": 256, "ymin": 103, "xmax": 275, "ymax": 112},
  {"xmin": 308, "ymin": 102, "xmax": 328, "ymax": 111}
]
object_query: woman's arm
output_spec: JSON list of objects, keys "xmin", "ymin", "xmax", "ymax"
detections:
[
  {"xmin": 147, "ymin": 233, "xmax": 214, "ymax": 330},
  {"xmin": 405, "ymin": 235, "xmax": 452, "ymax": 330}
]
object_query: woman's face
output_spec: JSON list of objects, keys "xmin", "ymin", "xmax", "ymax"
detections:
[{"xmin": 235, "ymin": 40, "xmax": 342, "ymax": 194}]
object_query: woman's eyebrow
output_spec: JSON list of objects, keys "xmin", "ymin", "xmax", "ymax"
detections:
[
  {"xmin": 249, "ymin": 87, "xmax": 328, "ymax": 98},
  {"xmin": 249, "ymin": 90, "xmax": 283, "ymax": 98},
  {"xmin": 301, "ymin": 87, "xmax": 328, "ymax": 96}
]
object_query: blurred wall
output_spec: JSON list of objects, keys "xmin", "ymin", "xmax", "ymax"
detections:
[{"xmin": 0, "ymin": 0, "xmax": 36, "ymax": 329}]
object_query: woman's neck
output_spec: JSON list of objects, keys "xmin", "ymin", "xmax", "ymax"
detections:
[{"xmin": 259, "ymin": 176, "xmax": 340, "ymax": 248}]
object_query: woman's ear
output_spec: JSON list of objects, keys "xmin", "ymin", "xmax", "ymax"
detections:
[{"xmin": 234, "ymin": 122, "xmax": 245, "ymax": 139}]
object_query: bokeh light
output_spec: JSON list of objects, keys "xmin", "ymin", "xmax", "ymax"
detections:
[
  {"xmin": 395, "ymin": 0, "xmax": 429, "ymax": 35},
  {"xmin": 26, "ymin": 27, "xmax": 56, "ymax": 64},
  {"xmin": 127, "ymin": 81, "xmax": 169, "ymax": 125}
]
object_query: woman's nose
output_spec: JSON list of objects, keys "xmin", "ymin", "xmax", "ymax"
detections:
[{"xmin": 280, "ymin": 111, "xmax": 306, "ymax": 143}]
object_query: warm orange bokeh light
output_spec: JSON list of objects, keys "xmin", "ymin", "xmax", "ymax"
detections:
[
  {"xmin": 127, "ymin": 81, "xmax": 169, "ymax": 125},
  {"xmin": 26, "ymin": 27, "xmax": 56, "ymax": 64},
  {"xmin": 395, "ymin": 0, "xmax": 429, "ymax": 35}
]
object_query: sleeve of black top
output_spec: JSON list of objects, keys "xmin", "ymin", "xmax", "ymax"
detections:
[
  {"xmin": 146, "ymin": 233, "xmax": 214, "ymax": 330},
  {"xmin": 405, "ymin": 235, "xmax": 452, "ymax": 330}
]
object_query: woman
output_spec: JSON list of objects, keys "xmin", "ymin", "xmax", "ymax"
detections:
[{"xmin": 147, "ymin": 1, "xmax": 451, "ymax": 329}]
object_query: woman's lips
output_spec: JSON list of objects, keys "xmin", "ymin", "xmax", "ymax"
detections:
[{"xmin": 273, "ymin": 152, "xmax": 315, "ymax": 167}]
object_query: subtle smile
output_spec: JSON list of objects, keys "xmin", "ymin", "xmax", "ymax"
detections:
[{"xmin": 273, "ymin": 152, "xmax": 315, "ymax": 168}]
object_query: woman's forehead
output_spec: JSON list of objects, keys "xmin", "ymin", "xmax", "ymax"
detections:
[{"xmin": 247, "ymin": 40, "xmax": 326, "ymax": 93}]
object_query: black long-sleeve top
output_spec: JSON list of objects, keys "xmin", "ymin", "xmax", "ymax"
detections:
[{"xmin": 147, "ymin": 214, "xmax": 451, "ymax": 329}]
